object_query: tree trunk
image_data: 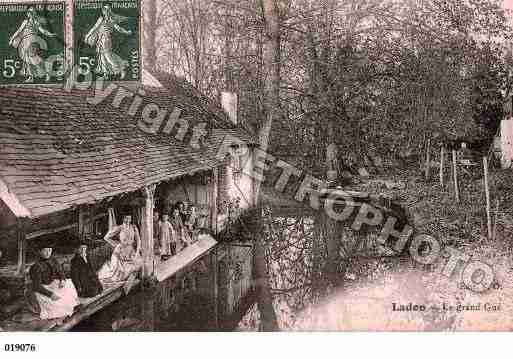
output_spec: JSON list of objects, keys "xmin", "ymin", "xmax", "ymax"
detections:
[
  {"xmin": 143, "ymin": 0, "xmax": 157, "ymax": 72},
  {"xmin": 257, "ymin": 0, "xmax": 281, "ymax": 164},
  {"xmin": 252, "ymin": 0, "xmax": 282, "ymax": 332},
  {"xmin": 223, "ymin": 6, "xmax": 235, "ymax": 92},
  {"xmin": 311, "ymin": 214, "xmax": 325, "ymax": 300},
  {"xmin": 253, "ymin": 213, "xmax": 279, "ymax": 331},
  {"xmin": 306, "ymin": 2, "xmax": 345, "ymax": 288}
]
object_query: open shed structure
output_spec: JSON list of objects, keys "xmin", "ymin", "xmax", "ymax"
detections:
[{"xmin": 0, "ymin": 70, "xmax": 258, "ymax": 329}]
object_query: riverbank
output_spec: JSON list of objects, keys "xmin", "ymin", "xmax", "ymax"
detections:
[
  {"xmin": 238, "ymin": 164, "xmax": 513, "ymax": 330},
  {"xmin": 307, "ymin": 166, "xmax": 513, "ymax": 330}
]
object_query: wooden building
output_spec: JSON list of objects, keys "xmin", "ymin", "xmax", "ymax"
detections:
[{"xmin": 0, "ymin": 70, "xmax": 258, "ymax": 329}]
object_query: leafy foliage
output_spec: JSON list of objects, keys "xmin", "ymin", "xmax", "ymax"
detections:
[{"xmin": 148, "ymin": 0, "xmax": 512, "ymax": 172}]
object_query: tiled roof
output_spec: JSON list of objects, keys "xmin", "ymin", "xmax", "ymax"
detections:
[{"xmin": 0, "ymin": 79, "xmax": 256, "ymax": 219}]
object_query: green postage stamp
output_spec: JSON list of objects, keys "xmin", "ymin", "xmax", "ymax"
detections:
[
  {"xmin": 74, "ymin": 0, "xmax": 140, "ymax": 82},
  {"xmin": 0, "ymin": 2, "xmax": 66, "ymax": 85}
]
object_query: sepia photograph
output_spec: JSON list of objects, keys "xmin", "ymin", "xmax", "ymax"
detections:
[{"xmin": 0, "ymin": 0, "xmax": 513, "ymax": 352}]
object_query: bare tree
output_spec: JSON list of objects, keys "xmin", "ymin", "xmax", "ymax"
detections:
[{"xmin": 143, "ymin": 0, "xmax": 158, "ymax": 72}]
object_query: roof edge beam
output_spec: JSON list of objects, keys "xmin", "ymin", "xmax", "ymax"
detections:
[{"xmin": 0, "ymin": 178, "xmax": 31, "ymax": 218}]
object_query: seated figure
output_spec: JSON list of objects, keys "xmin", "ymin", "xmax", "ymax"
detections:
[
  {"xmin": 98, "ymin": 214, "xmax": 142, "ymax": 285},
  {"xmin": 29, "ymin": 242, "xmax": 79, "ymax": 320},
  {"xmin": 71, "ymin": 243, "xmax": 103, "ymax": 298}
]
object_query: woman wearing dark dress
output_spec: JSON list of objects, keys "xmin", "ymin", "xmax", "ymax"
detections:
[
  {"xmin": 70, "ymin": 244, "xmax": 103, "ymax": 298},
  {"xmin": 29, "ymin": 243, "xmax": 79, "ymax": 319}
]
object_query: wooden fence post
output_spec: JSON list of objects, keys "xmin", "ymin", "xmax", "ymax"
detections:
[
  {"xmin": 439, "ymin": 146, "xmax": 444, "ymax": 187},
  {"xmin": 483, "ymin": 156, "xmax": 492, "ymax": 240},
  {"xmin": 492, "ymin": 199, "xmax": 499, "ymax": 241},
  {"xmin": 78, "ymin": 206, "xmax": 86, "ymax": 240},
  {"xmin": 452, "ymin": 149, "xmax": 460, "ymax": 202}
]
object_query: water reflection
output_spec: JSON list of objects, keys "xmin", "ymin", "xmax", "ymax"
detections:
[
  {"xmin": 74, "ymin": 256, "xmax": 218, "ymax": 331},
  {"xmin": 239, "ymin": 209, "xmax": 397, "ymax": 330},
  {"xmin": 73, "ymin": 209, "xmax": 391, "ymax": 331}
]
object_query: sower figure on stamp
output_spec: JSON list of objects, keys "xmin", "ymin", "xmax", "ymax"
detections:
[
  {"xmin": 84, "ymin": 4, "xmax": 132, "ymax": 80},
  {"xmin": 70, "ymin": 243, "xmax": 103, "ymax": 298},
  {"xmin": 29, "ymin": 240, "xmax": 79, "ymax": 320},
  {"xmin": 9, "ymin": 7, "xmax": 56, "ymax": 83}
]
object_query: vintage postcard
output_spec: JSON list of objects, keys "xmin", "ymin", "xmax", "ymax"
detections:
[
  {"xmin": 1, "ymin": 0, "xmax": 513, "ymax": 348},
  {"xmin": 0, "ymin": 1, "xmax": 65, "ymax": 85},
  {"xmin": 73, "ymin": 0, "xmax": 140, "ymax": 82}
]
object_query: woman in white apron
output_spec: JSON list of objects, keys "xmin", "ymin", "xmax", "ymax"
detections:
[
  {"xmin": 98, "ymin": 215, "xmax": 142, "ymax": 285},
  {"xmin": 29, "ymin": 244, "xmax": 79, "ymax": 320}
]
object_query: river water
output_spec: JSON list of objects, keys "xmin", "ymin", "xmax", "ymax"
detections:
[
  {"xmin": 74, "ymin": 286, "xmax": 217, "ymax": 331},
  {"xmin": 237, "ymin": 210, "xmax": 513, "ymax": 331},
  {"xmin": 72, "ymin": 208, "xmax": 395, "ymax": 331}
]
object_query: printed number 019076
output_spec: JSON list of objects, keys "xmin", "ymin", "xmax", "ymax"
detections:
[{"xmin": 4, "ymin": 344, "xmax": 37, "ymax": 352}]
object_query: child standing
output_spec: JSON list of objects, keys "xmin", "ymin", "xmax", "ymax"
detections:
[{"xmin": 159, "ymin": 214, "xmax": 176, "ymax": 260}]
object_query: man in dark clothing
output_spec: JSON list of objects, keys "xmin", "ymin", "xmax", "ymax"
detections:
[
  {"xmin": 70, "ymin": 243, "xmax": 103, "ymax": 298},
  {"xmin": 29, "ymin": 242, "xmax": 79, "ymax": 319}
]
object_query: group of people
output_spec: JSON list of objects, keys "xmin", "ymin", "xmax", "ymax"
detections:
[
  {"xmin": 27, "ymin": 202, "xmax": 206, "ymax": 321},
  {"xmin": 28, "ymin": 213, "xmax": 142, "ymax": 320},
  {"xmin": 154, "ymin": 201, "xmax": 202, "ymax": 261},
  {"xmin": 28, "ymin": 241, "xmax": 102, "ymax": 320}
]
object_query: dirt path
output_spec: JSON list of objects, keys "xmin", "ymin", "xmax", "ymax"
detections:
[{"xmin": 294, "ymin": 239, "xmax": 513, "ymax": 331}]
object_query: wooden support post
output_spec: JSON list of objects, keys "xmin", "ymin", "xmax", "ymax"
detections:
[
  {"xmin": 141, "ymin": 184, "xmax": 156, "ymax": 280},
  {"xmin": 492, "ymin": 199, "xmax": 499, "ymax": 241},
  {"xmin": 211, "ymin": 167, "xmax": 219, "ymax": 235},
  {"xmin": 439, "ymin": 146, "xmax": 444, "ymax": 187},
  {"xmin": 207, "ymin": 169, "xmax": 214, "ymax": 231},
  {"xmin": 78, "ymin": 206, "xmax": 86, "ymax": 240},
  {"xmin": 425, "ymin": 138, "xmax": 431, "ymax": 181},
  {"xmin": 452, "ymin": 149, "xmax": 460, "ymax": 202},
  {"xmin": 483, "ymin": 156, "xmax": 492, "ymax": 240},
  {"xmin": 16, "ymin": 218, "xmax": 27, "ymax": 276}
]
